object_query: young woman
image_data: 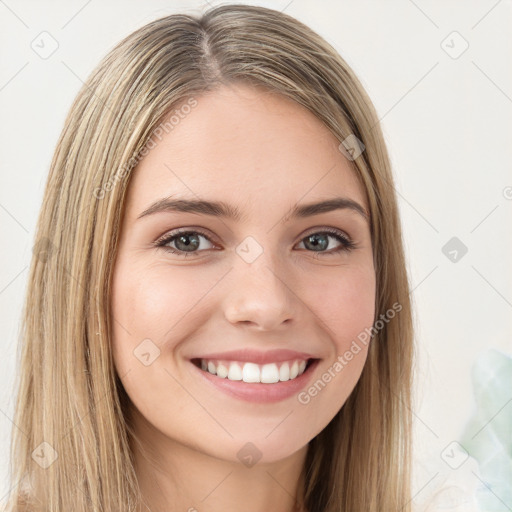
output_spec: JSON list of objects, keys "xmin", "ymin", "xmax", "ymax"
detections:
[{"xmin": 5, "ymin": 4, "xmax": 414, "ymax": 511}]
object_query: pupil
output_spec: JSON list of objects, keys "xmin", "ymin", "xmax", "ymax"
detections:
[
  {"xmin": 177, "ymin": 234, "xmax": 199, "ymax": 251},
  {"xmin": 306, "ymin": 234, "xmax": 328, "ymax": 251}
]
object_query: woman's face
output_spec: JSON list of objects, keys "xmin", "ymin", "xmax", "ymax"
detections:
[{"xmin": 111, "ymin": 83, "xmax": 376, "ymax": 464}]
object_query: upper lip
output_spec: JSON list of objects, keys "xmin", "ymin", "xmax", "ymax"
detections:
[{"xmin": 190, "ymin": 349, "xmax": 318, "ymax": 365}]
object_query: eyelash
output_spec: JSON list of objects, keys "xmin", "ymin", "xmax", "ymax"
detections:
[{"xmin": 153, "ymin": 227, "xmax": 357, "ymax": 257}]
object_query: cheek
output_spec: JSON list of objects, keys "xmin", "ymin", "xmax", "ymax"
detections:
[
  {"xmin": 110, "ymin": 260, "xmax": 227, "ymax": 392},
  {"xmin": 109, "ymin": 260, "xmax": 213, "ymax": 420},
  {"xmin": 316, "ymin": 264, "xmax": 376, "ymax": 348},
  {"xmin": 111, "ymin": 261, "xmax": 213, "ymax": 348},
  {"xmin": 294, "ymin": 265, "xmax": 375, "ymax": 433}
]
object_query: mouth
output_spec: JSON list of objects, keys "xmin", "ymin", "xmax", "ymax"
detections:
[
  {"xmin": 190, "ymin": 357, "xmax": 318, "ymax": 383},
  {"xmin": 188, "ymin": 356, "xmax": 321, "ymax": 403}
]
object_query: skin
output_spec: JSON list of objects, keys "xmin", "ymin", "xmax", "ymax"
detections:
[{"xmin": 111, "ymin": 82, "xmax": 376, "ymax": 512}]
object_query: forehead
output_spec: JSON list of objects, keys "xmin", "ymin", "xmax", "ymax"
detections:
[{"xmin": 124, "ymin": 83, "xmax": 366, "ymax": 220}]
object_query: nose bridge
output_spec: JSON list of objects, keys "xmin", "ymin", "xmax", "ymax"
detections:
[{"xmin": 223, "ymin": 235, "xmax": 297, "ymax": 329}]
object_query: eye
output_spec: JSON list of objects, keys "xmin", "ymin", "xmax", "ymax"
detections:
[
  {"xmin": 154, "ymin": 227, "xmax": 356, "ymax": 257},
  {"xmin": 154, "ymin": 229, "xmax": 215, "ymax": 256},
  {"xmin": 296, "ymin": 228, "xmax": 356, "ymax": 255}
]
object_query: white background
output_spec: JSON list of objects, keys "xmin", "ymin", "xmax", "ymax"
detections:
[{"xmin": 1, "ymin": 0, "xmax": 511, "ymax": 509}]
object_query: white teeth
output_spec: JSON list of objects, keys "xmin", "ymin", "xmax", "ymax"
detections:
[
  {"xmin": 228, "ymin": 362, "xmax": 242, "ymax": 380},
  {"xmin": 197, "ymin": 358, "xmax": 310, "ymax": 383},
  {"xmin": 261, "ymin": 363, "xmax": 279, "ymax": 383},
  {"xmin": 279, "ymin": 362, "xmax": 290, "ymax": 381},
  {"xmin": 243, "ymin": 363, "xmax": 260, "ymax": 383},
  {"xmin": 290, "ymin": 361, "xmax": 299, "ymax": 379},
  {"xmin": 216, "ymin": 363, "xmax": 229, "ymax": 379}
]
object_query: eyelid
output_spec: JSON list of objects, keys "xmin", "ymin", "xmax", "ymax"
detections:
[
  {"xmin": 301, "ymin": 226, "xmax": 352, "ymax": 240},
  {"xmin": 154, "ymin": 225, "xmax": 352, "ymax": 243}
]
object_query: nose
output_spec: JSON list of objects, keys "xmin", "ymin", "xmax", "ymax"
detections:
[{"xmin": 223, "ymin": 254, "xmax": 297, "ymax": 331}]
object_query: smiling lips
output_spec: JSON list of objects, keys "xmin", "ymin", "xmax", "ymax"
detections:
[
  {"xmin": 195, "ymin": 358, "xmax": 310, "ymax": 383},
  {"xmin": 189, "ymin": 349, "xmax": 320, "ymax": 403},
  {"xmin": 189, "ymin": 348, "xmax": 317, "ymax": 384}
]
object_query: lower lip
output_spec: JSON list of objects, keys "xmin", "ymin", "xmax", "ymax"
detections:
[{"xmin": 189, "ymin": 359, "xmax": 320, "ymax": 403}]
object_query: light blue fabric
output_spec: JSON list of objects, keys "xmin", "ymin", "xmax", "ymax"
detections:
[{"xmin": 459, "ymin": 349, "xmax": 512, "ymax": 511}]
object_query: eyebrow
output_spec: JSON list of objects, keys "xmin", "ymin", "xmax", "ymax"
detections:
[{"xmin": 136, "ymin": 196, "xmax": 369, "ymax": 222}]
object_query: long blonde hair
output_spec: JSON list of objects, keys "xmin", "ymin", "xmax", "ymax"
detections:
[{"xmin": 5, "ymin": 4, "xmax": 413, "ymax": 511}]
